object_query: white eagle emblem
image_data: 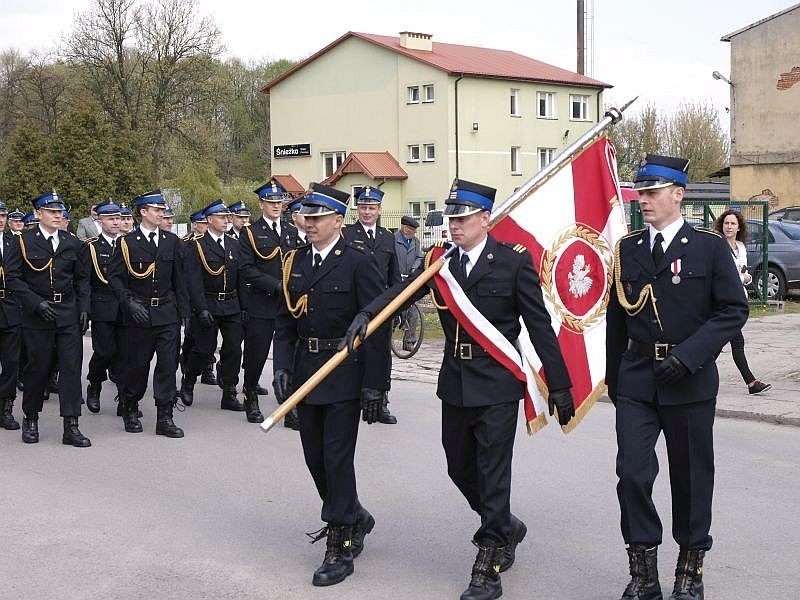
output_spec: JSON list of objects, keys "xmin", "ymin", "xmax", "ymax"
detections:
[{"xmin": 567, "ymin": 254, "xmax": 593, "ymax": 298}]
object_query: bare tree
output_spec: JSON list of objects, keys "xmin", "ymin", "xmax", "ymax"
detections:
[
  {"xmin": 663, "ymin": 102, "xmax": 729, "ymax": 181},
  {"xmin": 0, "ymin": 50, "xmax": 31, "ymax": 142}
]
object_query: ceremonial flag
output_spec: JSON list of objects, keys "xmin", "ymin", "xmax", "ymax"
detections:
[{"xmin": 432, "ymin": 136, "xmax": 627, "ymax": 434}]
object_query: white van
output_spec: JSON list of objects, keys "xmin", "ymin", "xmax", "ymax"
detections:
[{"xmin": 422, "ymin": 209, "xmax": 450, "ymax": 249}]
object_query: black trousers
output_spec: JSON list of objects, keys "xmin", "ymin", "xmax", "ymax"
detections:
[
  {"xmin": 0, "ymin": 324, "xmax": 21, "ymax": 399},
  {"xmin": 616, "ymin": 396, "xmax": 716, "ymax": 551},
  {"xmin": 87, "ymin": 320, "xmax": 120, "ymax": 383},
  {"xmin": 729, "ymin": 330, "xmax": 755, "ymax": 384},
  {"xmin": 21, "ymin": 324, "xmax": 83, "ymax": 417},
  {"xmin": 242, "ymin": 316, "xmax": 275, "ymax": 390},
  {"xmin": 185, "ymin": 313, "xmax": 242, "ymax": 387},
  {"xmin": 119, "ymin": 323, "xmax": 179, "ymax": 407},
  {"xmin": 441, "ymin": 400, "xmax": 519, "ymax": 547},
  {"xmin": 297, "ymin": 399, "xmax": 361, "ymax": 526}
]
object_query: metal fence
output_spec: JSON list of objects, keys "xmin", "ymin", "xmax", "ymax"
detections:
[{"xmin": 630, "ymin": 199, "xmax": 771, "ymax": 303}]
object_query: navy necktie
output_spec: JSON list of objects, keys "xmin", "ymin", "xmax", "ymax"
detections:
[
  {"xmin": 652, "ymin": 232, "xmax": 664, "ymax": 266},
  {"xmin": 460, "ymin": 253, "xmax": 470, "ymax": 280},
  {"xmin": 313, "ymin": 253, "xmax": 322, "ymax": 271}
]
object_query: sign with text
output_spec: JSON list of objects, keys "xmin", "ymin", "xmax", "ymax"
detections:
[{"xmin": 274, "ymin": 144, "xmax": 311, "ymax": 159}]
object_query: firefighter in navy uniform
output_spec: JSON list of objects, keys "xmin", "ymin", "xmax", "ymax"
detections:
[
  {"xmin": 179, "ymin": 200, "xmax": 246, "ymax": 413},
  {"xmin": 84, "ymin": 201, "xmax": 123, "ymax": 414},
  {"xmin": 240, "ymin": 181, "xmax": 301, "ymax": 427},
  {"xmin": 343, "ymin": 179, "xmax": 575, "ymax": 600},
  {"xmin": 227, "ymin": 200, "xmax": 251, "ymax": 240},
  {"xmin": 107, "ymin": 190, "xmax": 188, "ymax": 438},
  {"xmin": 342, "ymin": 186, "xmax": 401, "ymax": 424},
  {"xmin": 605, "ymin": 155, "xmax": 749, "ymax": 600},
  {"xmin": 272, "ymin": 183, "xmax": 389, "ymax": 587},
  {"xmin": 15, "ymin": 191, "xmax": 91, "ymax": 447},
  {"xmin": 7, "ymin": 209, "xmax": 26, "ymax": 393},
  {"xmin": 0, "ymin": 201, "xmax": 23, "ymax": 430}
]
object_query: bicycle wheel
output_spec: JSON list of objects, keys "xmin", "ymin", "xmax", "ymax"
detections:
[{"xmin": 390, "ymin": 303, "xmax": 424, "ymax": 359}]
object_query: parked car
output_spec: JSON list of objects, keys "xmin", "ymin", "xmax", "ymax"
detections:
[
  {"xmin": 768, "ymin": 206, "xmax": 800, "ymax": 223},
  {"xmin": 422, "ymin": 209, "xmax": 449, "ymax": 248},
  {"xmin": 746, "ymin": 219, "xmax": 800, "ymax": 299}
]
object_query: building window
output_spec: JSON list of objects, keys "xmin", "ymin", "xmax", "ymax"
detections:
[
  {"xmin": 511, "ymin": 146, "xmax": 522, "ymax": 174},
  {"xmin": 423, "ymin": 84, "xmax": 435, "ymax": 103},
  {"xmin": 423, "ymin": 143, "xmax": 436, "ymax": 162},
  {"xmin": 510, "ymin": 88, "xmax": 521, "ymax": 116},
  {"xmin": 409, "ymin": 202, "xmax": 421, "ymax": 216},
  {"xmin": 322, "ymin": 151, "xmax": 346, "ymax": 179},
  {"xmin": 407, "ymin": 86, "xmax": 420, "ymax": 104},
  {"xmin": 424, "ymin": 201, "xmax": 436, "ymax": 213},
  {"xmin": 538, "ymin": 147, "xmax": 556, "ymax": 170},
  {"xmin": 408, "ymin": 144, "xmax": 420, "ymax": 162},
  {"xmin": 570, "ymin": 94, "xmax": 590, "ymax": 120},
  {"xmin": 537, "ymin": 91, "xmax": 556, "ymax": 118}
]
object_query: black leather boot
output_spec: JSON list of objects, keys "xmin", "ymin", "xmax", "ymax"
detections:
[
  {"xmin": 179, "ymin": 374, "xmax": 196, "ymax": 406},
  {"xmin": 283, "ymin": 407, "xmax": 300, "ymax": 430},
  {"xmin": 669, "ymin": 549, "xmax": 704, "ymax": 600},
  {"xmin": 86, "ymin": 381, "xmax": 101, "ymax": 413},
  {"xmin": 21, "ymin": 414, "xmax": 39, "ymax": 443},
  {"xmin": 460, "ymin": 542, "xmax": 503, "ymax": 600},
  {"xmin": 0, "ymin": 398, "xmax": 20, "ymax": 430},
  {"xmin": 312, "ymin": 525, "xmax": 354, "ymax": 586},
  {"xmin": 220, "ymin": 386, "xmax": 245, "ymax": 411},
  {"xmin": 621, "ymin": 545, "xmax": 663, "ymax": 600},
  {"xmin": 200, "ymin": 362, "xmax": 217, "ymax": 385},
  {"xmin": 351, "ymin": 506, "xmax": 375, "ymax": 558},
  {"xmin": 499, "ymin": 514, "xmax": 527, "ymax": 572},
  {"xmin": 243, "ymin": 389, "xmax": 264, "ymax": 423},
  {"xmin": 254, "ymin": 384, "xmax": 269, "ymax": 395},
  {"xmin": 122, "ymin": 399, "xmax": 143, "ymax": 433},
  {"xmin": 62, "ymin": 416, "xmax": 91, "ymax": 447},
  {"xmin": 377, "ymin": 391, "xmax": 397, "ymax": 424},
  {"xmin": 155, "ymin": 404, "xmax": 184, "ymax": 438}
]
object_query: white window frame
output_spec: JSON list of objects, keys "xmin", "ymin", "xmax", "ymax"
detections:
[
  {"xmin": 407, "ymin": 85, "xmax": 420, "ymax": 104},
  {"xmin": 570, "ymin": 94, "xmax": 590, "ymax": 121},
  {"xmin": 538, "ymin": 147, "xmax": 556, "ymax": 170},
  {"xmin": 510, "ymin": 88, "xmax": 521, "ymax": 117},
  {"xmin": 322, "ymin": 151, "xmax": 346, "ymax": 179},
  {"xmin": 408, "ymin": 144, "xmax": 421, "ymax": 163},
  {"xmin": 511, "ymin": 146, "xmax": 522, "ymax": 175},
  {"xmin": 536, "ymin": 91, "xmax": 556, "ymax": 119},
  {"xmin": 424, "ymin": 200, "xmax": 436, "ymax": 213},
  {"xmin": 423, "ymin": 143, "xmax": 436, "ymax": 162},
  {"xmin": 423, "ymin": 84, "xmax": 435, "ymax": 103},
  {"xmin": 409, "ymin": 202, "xmax": 421, "ymax": 217}
]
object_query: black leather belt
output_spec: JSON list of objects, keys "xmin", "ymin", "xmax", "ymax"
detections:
[
  {"xmin": 300, "ymin": 337, "xmax": 343, "ymax": 353},
  {"xmin": 627, "ymin": 339, "xmax": 676, "ymax": 361},
  {"xmin": 50, "ymin": 291, "xmax": 72, "ymax": 303},
  {"xmin": 205, "ymin": 291, "xmax": 238, "ymax": 301},
  {"xmin": 445, "ymin": 341, "xmax": 490, "ymax": 360},
  {"xmin": 134, "ymin": 294, "xmax": 173, "ymax": 307}
]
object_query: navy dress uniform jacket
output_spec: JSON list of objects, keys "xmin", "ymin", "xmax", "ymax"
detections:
[
  {"xmin": 86, "ymin": 236, "xmax": 120, "ymax": 323},
  {"xmin": 342, "ymin": 222, "xmax": 402, "ymax": 288},
  {"xmin": 239, "ymin": 217, "xmax": 301, "ymax": 319},
  {"xmin": 184, "ymin": 233, "xmax": 245, "ymax": 316},
  {"xmin": 273, "ymin": 238, "xmax": 390, "ymax": 405},
  {"xmin": 107, "ymin": 227, "xmax": 189, "ymax": 326},
  {"xmin": 0, "ymin": 232, "xmax": 23, "ymax": 328},
  {"xmin": 15, "ymin": 228, "xmax": 90, "ymax": 329},
  {"xmin": 363, "ymin": 236, "xmax": 572, "ymax": 407},
  {"xmin": 605, "ymin": 223, "xmax": 749, "ymax": 405}
]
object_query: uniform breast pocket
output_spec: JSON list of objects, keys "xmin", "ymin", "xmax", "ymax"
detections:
[
  {"xmin": 475, "ymin": 282, "xmax": 513, "ymax": 310},
  {"xmin": 619, "ymin": 266, "xmax": 643, "ymax": 299},
  {"xmin": 59, "ymin": 249, "xmax": 78, "ymax": 265},
  {"xmin": 321, "ymin": 280, "xmax": 351, "ymax": 307}
]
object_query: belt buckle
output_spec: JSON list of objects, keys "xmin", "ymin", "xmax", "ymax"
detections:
[
  {"xmin": 654, "ymin": 343, "xmax": 669, "ymax": 361},
  {"xmin": 458, "ymin": 343, "xmax": 473, "ymax": 360},
  {"xmin": 308, "ymin": 338, "xmax": 319, "ymax": 353},
  {"xmin": 0, "ymin": 290, "xmax": 5, "ymax": 299},
  {"xmin": 218, "ymin": 292, "xmax": 226, "ymax": 301},
  {"xmin": 52, "ymin": 293, "xmax": 62, "ymax": 303},
  {"xmin": 150, "ymin": 297, "xmax": 160, "ymax": 307}
]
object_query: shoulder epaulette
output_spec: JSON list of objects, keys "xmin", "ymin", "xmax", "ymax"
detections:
[
  {"xmin": 620, "ymin": 228, "xmax": 645, "ymax": 240},
  {"xmin": 344, "ymin": 240, "xmax": 369, "ymax": 255},
  {"xmin": 193, "ymin": 233, "xmax": 204, "ymax": 240},
  {"xmin": 84, "ymin": 236, "xmax": 99, "ymax": 244},
  {"xmin": 434, "ymin": 239, "xmax": 448, "ymax": 248},
  {"xmin": 498, "ymin": 241, "xmax": 528, "ymax": 254},
  {"xmin": 694, "ymin": 226, "xmax": 722, "ymax": 238}
]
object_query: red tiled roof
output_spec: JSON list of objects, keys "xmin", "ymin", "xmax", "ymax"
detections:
[
  {"xmin": 262, "ymin": 31, "xmax": 611, "ymax": 92},
  {"xmin": 271, "ymin": 174, "xmax": 305, "ymax": 197},
  {"xmin": 322, "ymin": 152, "xmax": 408, "ymax": 185}
]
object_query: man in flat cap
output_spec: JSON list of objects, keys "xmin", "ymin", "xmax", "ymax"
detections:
[
  {"xmin": 605, "ymin": 154, "xmax": 748, "ymax": 600},
  {"xmin": 393, "ymin": 215, "xmax": 423, "ymax": 350},
  {"xmin": 343, "ymin": 178, "xmax": 575, "ymax": 600}
]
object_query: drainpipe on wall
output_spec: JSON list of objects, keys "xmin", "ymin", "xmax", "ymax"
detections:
[{"xmin": 454, "ymin": 74, "xmax": 464, "ymax": 178}]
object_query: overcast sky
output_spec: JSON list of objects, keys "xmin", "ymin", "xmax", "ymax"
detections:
[{"xmin": 1, "ymin": 0, "xmax": 796, "ymax": 124}]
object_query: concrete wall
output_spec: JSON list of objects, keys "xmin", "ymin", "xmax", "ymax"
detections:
[{"xmin": 727, "ymin": 6, "xmax": 800, "ymax": 206}]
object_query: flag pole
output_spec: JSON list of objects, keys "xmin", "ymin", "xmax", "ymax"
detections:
[{"xmin": 260, "ymin": 98, "xmax": 638, "ymax": 433}]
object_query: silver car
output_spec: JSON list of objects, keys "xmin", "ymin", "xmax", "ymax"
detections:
[{"xmin": 746, "ymin": 219, "xmax": 800, "ymax": 299}]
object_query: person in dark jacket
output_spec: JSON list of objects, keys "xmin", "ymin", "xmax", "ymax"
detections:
[
  {"xmin": 0, "ymin": 201, "xmax": 23, "ymax": 429},
  {"xmin": 605, "ymin": 154, "xmax": 749, "ymax": 600},
  {"xmin": 343, "ymin": 179, "xmax": 575, "ymax": 600}
]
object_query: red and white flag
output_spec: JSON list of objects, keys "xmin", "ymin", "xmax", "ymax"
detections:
[{"xmin": 434, "ymin": 136, "xmax": 627, "ymax": 434}]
